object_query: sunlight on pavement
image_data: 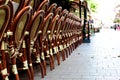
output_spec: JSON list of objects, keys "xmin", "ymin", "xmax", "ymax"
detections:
[{"xmin": 91, "ymin": 28, "xmax": 120, "ymax": 58}]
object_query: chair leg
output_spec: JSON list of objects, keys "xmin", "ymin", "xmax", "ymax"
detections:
[
  {"xmin": 67, "ymin": 47, "xmax": 70, "ymax": 55},
  {"xmin": 54, "ymin": 47, "xmax": 60, "ymax": 65},
  {"xmin": 69, "ymin": 45, "xmax": 72, "ymax": 54},
  {"xmin": 42, "ymin": 60, "xmax": 46, "ymax": 75},
  {"xmin": 1, "ymin": 50, "xmax": 9, "ymax": 80},
  {"xmin": 35, "ymin": 43, "xmax": 45, "ymax": 78},
  {"xmin": 39, "ymin": 62, "xmax": 44, "ymax": 78},
  {"xmin": 0, "ymin": 59, "xmax": 5, "ymax": 80},
  {"xmin": 65, "ymin": 48, "xmax": 68, "ymax": 58},
  {"xmin": 73, "ymin": 43, "xmax": 75, "ymax": 50},
  {"xmin": 72, "ymin": 44, "xmax": 74, "ymax": 52},
  {"xmin": 18, "ymin": 56, "xmax": 33, "ymax": 80},
  {"xmin": 25, "ymin": 50, "xmax": 34, "ymax": 80},
  {"xmin": 0, "ymin": 62, "xmax": 3, "ymax": 79},
  {"xmin": 29, "ymin": 64, "xmax": 34, "ymax": 80},
  {"xmin": 26, "ymin": 51, "xmax": 34, "ymax": 80},
  {"xmin": 56, "ymin": 52, "xmax": 60, "ymax": 65},
  {"xmin": 46, "ymin": 50, "xmax": 54, "ymax": 71},
  {"xmin": 67, "ymin": 46, "xmax": 71, "ymax": 55},
  {"xmin": 11, "ymin": 57, "xmax": 20, "ymax": 80},
  {"xmin": 25, "ymin": 39, "xmax": 34, "ymax": 80},
  {"xmin": 71, "ymin": 44, "xmax": 73, "ymax": 52},
  {"xmin": 48, "ymin": 57, "xmax": 53, "ymax": 71},
  {"xmin": 26, "ymin": 68, "xmax": 33, "ymax": 80},
  {"xmin": 61, "ymin": 50, "xmax": 66, "ymax": 61},
  {"xmin": 21, "ymin": 47, "xmax": 33, "ymax": 80},
  {"xmin": 50, "ymin": 55, "xmax": 55, "ymax": 69}
]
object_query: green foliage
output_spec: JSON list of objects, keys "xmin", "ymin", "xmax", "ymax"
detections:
[
  {"xmin": 85, "ymin": 0, "xmax": 98, "ymax": 12},
  {"xmin": 114, "ymin": 18, "xmax": 120, "ymax": 23}
]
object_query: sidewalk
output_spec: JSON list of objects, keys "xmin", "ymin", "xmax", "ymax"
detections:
[{"xmin": 23, "ymin": 28, "xmax": 120, "ymax": 80}]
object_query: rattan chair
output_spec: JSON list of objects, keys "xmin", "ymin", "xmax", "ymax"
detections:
[
  {"xmin": 57, "ymin": 10, "xmax": 69, "ymax": 60},
  {"xmin": 37, "ymin": 12, "xmax": 53, "ymax": 75},
  {"xmin": 7, "ymin": 6, "xmax": 32, "ymax": 80},
  {"xmin": 52, "ymin": 16, "xmax": 65, "ymax": 63},
  {"xmin": 46, "ymin": 14, "xmax": 60, "ymax": 66},
  {"xmin": 0, "ymin": 4, "xmax": 10, "ymax": 80},
  {"xmin": 25, "ymin": 10, "xmax": 45, "ymax": 78}
]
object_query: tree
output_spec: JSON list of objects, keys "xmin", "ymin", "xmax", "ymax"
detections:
[{"xmin": 85, "ymin": 0, "xmax": 98, "ymax": 12}]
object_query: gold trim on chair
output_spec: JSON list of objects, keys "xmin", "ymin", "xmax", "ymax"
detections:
[
  {"xmin": 54, "ymin": 47, "xmax": 58, "ymax": 54},
  {"xmin": 41, "ymin": 52, "xmax": 45, "ymax": 60},
  {"xmin": 46, "ymin": 50, "xmax": 50, "ymax": 58},
  {"xmin": 1, "ymin": 68, "xmax": 8, "ymax": 76},
  {"xmin": 59, "ymin": 45, "xmax": 63, "ymax": 51},
  {"xmin": 12, "ymin": 65, "xmax": 18, "ymax": 74},
  {"xmin": 23, "ymin": 60, "xmax": 28, "ymax": 70},
  {"xmin": 50, "ymin": 48, "xmax": 53, "ymax": 55},
  {"xmin": 22, "ymin": 40, "xmax": 26, "ymax": 48},
  {"xmin": 6, "ymin": 31, "xmax": 13, "ymax": 36},
  {"xmin": 29, "ymin": 63, "xmax": 32, "ymax": 67},
  {"xmin": 24, "ymin": 31, "xmax": 29, "ymax": 35},
  {"xmin": 35, "ymin": 55, "xmax": 41, "ymax": 63},
  {"xmin": 1, "ymin": 41, "xmax": 5, "ymax": 50},
  {"xmin": 38, "ymin": 30, "xmax": 42, "ymax": 34}
]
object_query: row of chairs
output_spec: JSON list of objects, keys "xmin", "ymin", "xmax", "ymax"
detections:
[{"xmin": 0, "ymin": 0, "xmax": 83, "ymax": 80}]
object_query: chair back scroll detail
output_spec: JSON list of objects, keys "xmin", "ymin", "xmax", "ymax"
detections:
[
  {"xmin": 41, "ymin": 13, "xmax": 53, "ymax": 40},
  {"xmin": 11, "ymin": 6, "xmax": 32, "ymax": 48},
  {"xmin": 29, "ymin": 10, "xmax": 45, "ymax": 42},
  {"xmin": 0, "ymin": 5, "xmax": 10, "ymax": 42},
  {"xmin": 37, "ymin": 0, "xmax": 49, "ymax": 12}
]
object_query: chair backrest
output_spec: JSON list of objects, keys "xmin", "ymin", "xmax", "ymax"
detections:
[
  {"xmin": 62, "ymin": 18, "xmax": 69, "ymax": 34},
  {"xmin": 37, "ymin": 0, "xmax": 49, "ymax": 12},
  {"xmin": 40, "ymin": 13, "xmax": 53, "ymax": 40},
  {"xmin": 60, "ymin": 18, "xmax": 69, "ymax": 35},
  {"xmin": 60, "ymin": 9, "xmax": 68, "ymax": 18},
  {"xmin": 24, "ymin": 0, "xmax": 31, "ymax": 7},
  {"xmin": 47, "ymin": 15, "xmax": 59, "ymax": 40},
  {"xmin": 45, "ymin": 3, "xmax": 57, "ymax": 16},
  {"xmin": 27, "ymin": 0, "xmax": 38, "ymax": 13},
  {"xmin": 6, "ymin": 1, "xmax": 14, "ymax": 30},
  {"xmin": 0, "ymin": 5, "xmax": 10, "ymax": 42},
  {"xmin": 0, "ymin": 0, "xmax": 7, "ymax": 5},
  {"xmin": 54, "ymin": 6, "xmax": 62, "ymax": 15},
  {"xmin": 29, "ymin": 10, "xmax": 45, "ymax": 42},
  {"xmin": 65, "ymin": 19, "xmax": 72, "ymax": 32},
  {"xmin": 69, "ymin": 20, "xmax": 74, "ymax": 32},
  {"xmin": 55, "ymin": 16, "xmax": 65, "ymax": 37},
  {"xmin": 11, "ymin": 6, "xmax": 32, "ymax": 48}
]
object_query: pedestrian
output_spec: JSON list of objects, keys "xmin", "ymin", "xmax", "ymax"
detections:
[{"xmin": 114, "ymin": 24, "xmax": 117, "ymax": 30}]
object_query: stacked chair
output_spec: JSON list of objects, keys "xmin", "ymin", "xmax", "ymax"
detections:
[
  {"xmin": 0, "ymin": 3, "xmax": 10, "ymax": 80},
  {"xmin": 0, "ymin": 0, "xmax": 83, "ymax": 80}
]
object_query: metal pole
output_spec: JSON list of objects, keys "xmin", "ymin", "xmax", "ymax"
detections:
[
  {"xmin": 83, "ymin": 3, "xmax": 87, "ymax": 40},
  {"xmin": 79, "ymin": 0, "xmax": 81, "ymax": 18},
  {"xmin": 88, "ymin": 21, "xmax": 90, "ymax": 40}
]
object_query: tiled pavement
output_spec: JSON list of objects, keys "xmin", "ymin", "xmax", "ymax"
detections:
[{"xmin": 21, "ymin": 29, "xmax": 120, "ymax": 80}]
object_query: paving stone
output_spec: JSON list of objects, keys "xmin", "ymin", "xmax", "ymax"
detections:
[{"xmin": 19, "ymin": 29, "xmax": 120, "ymax": 80}]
